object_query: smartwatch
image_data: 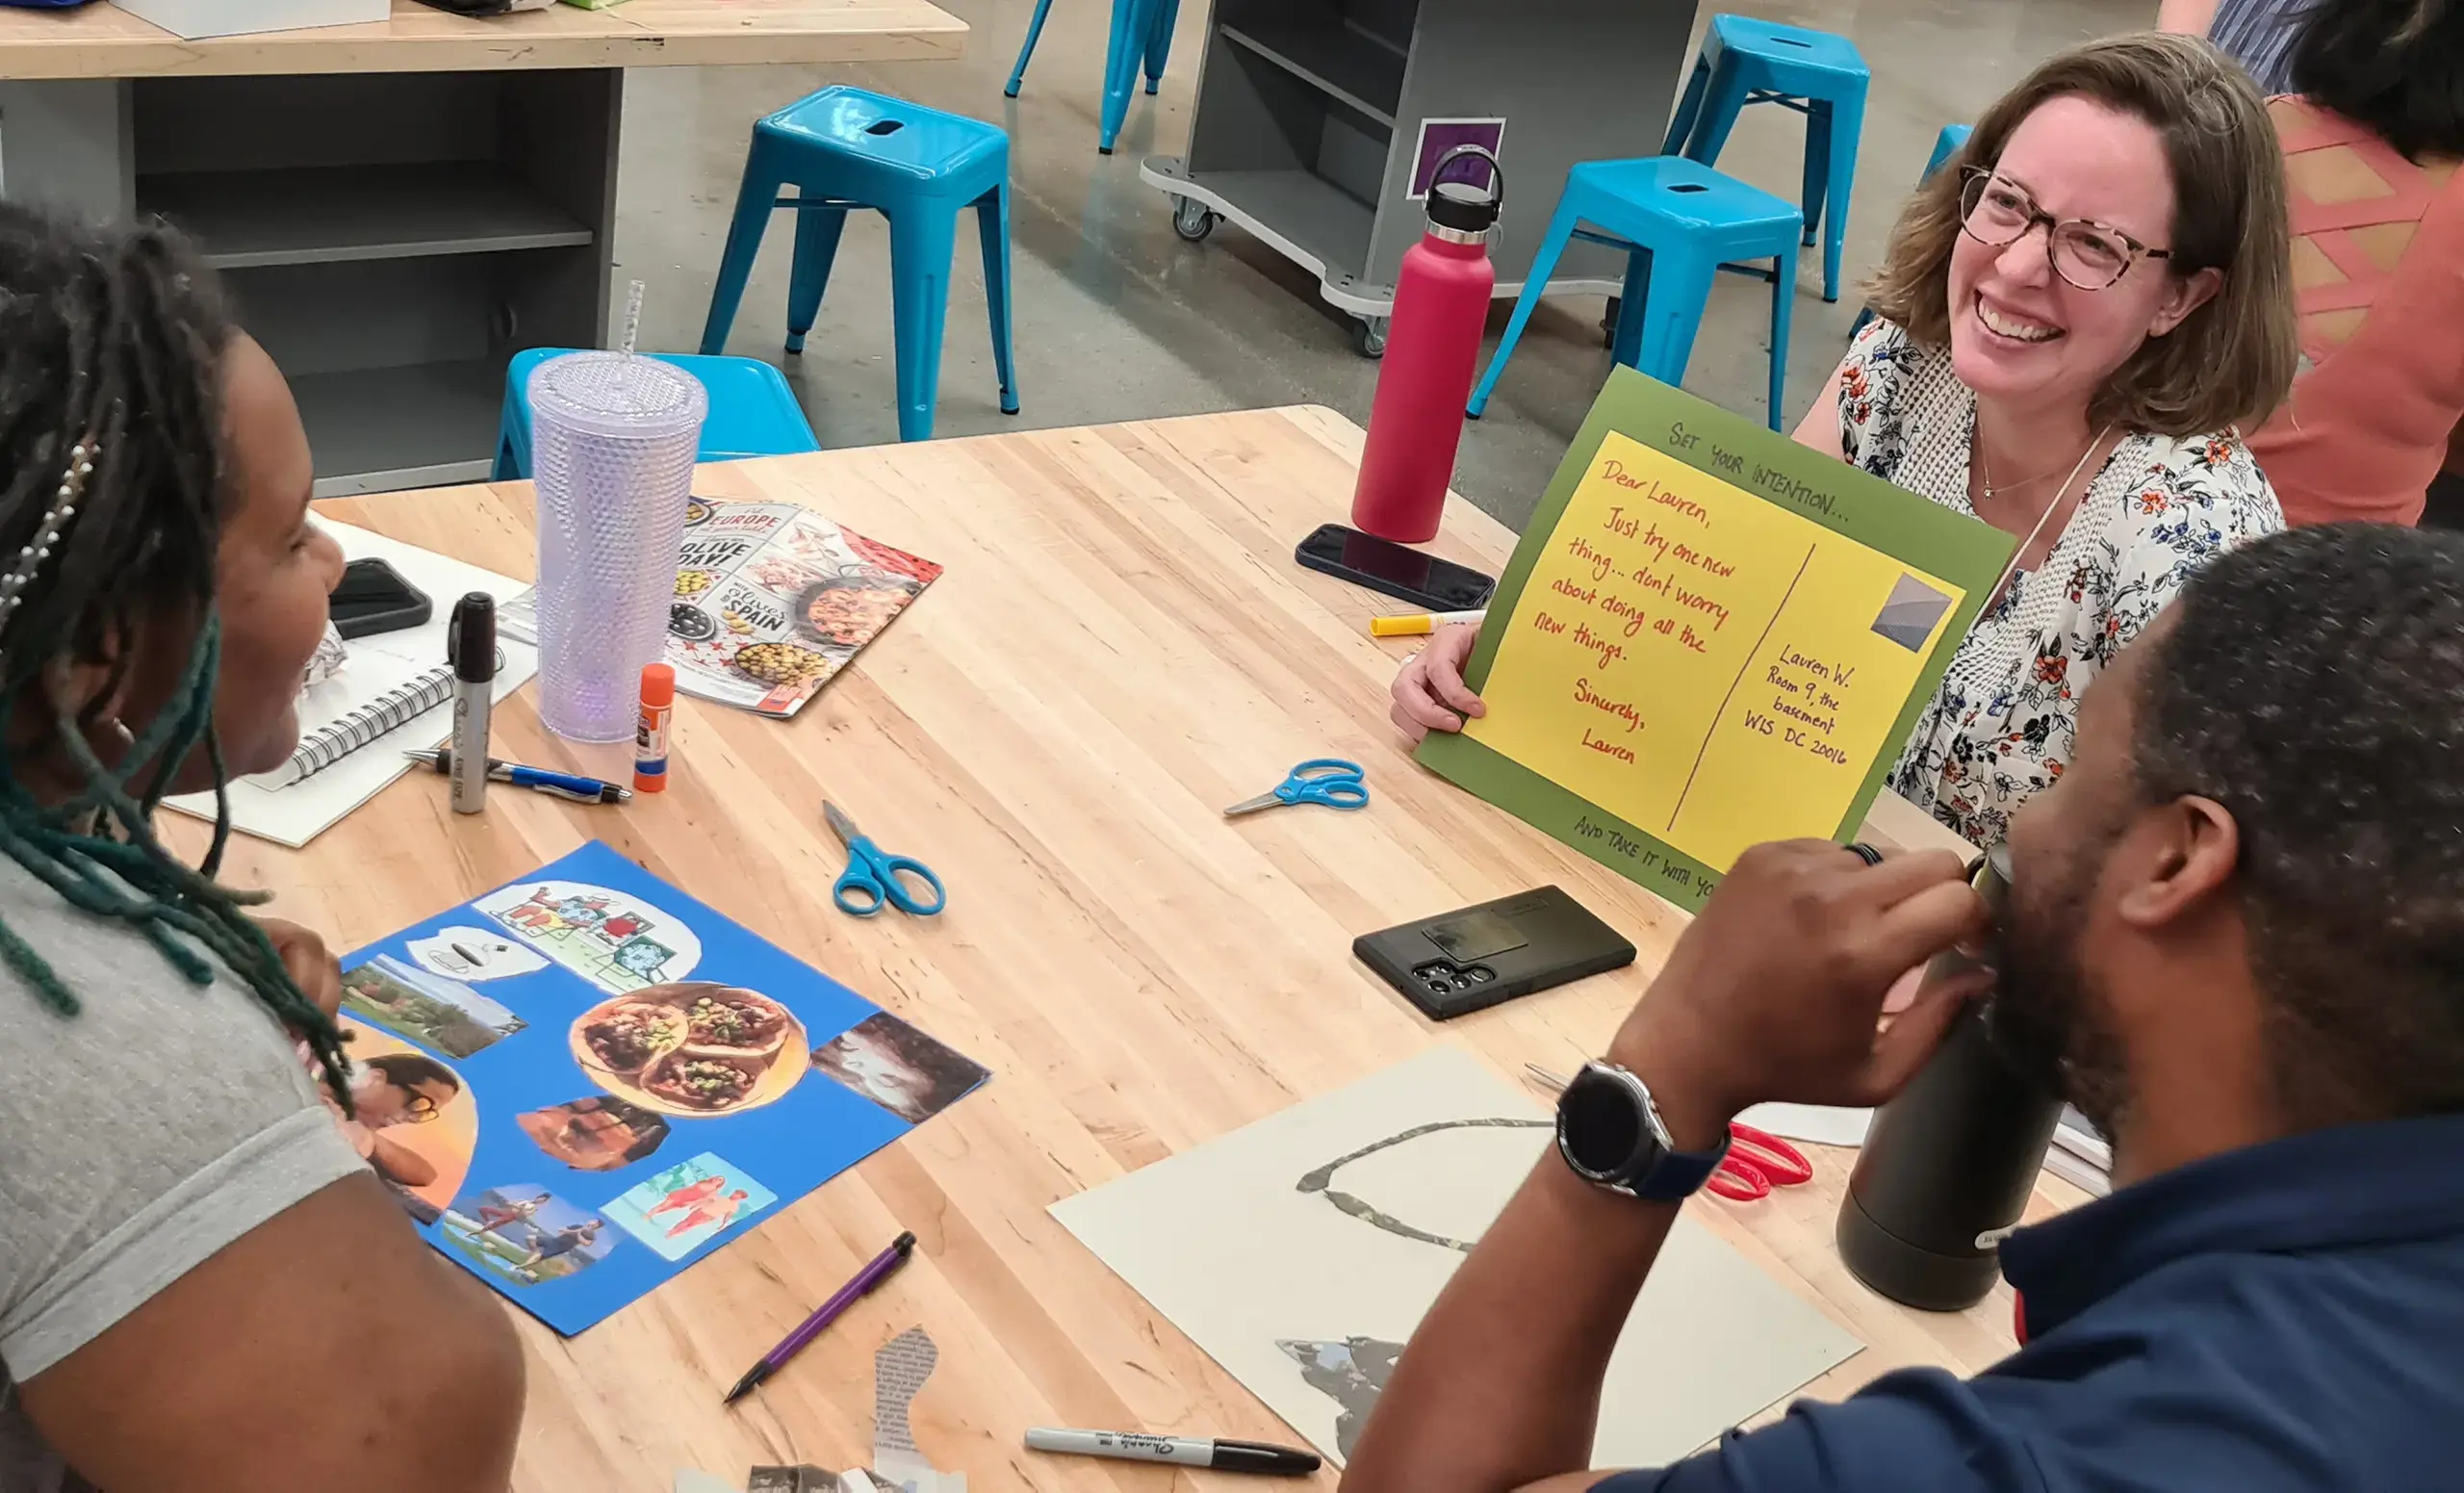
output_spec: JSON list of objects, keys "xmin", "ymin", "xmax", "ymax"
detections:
[{"xmin": 1554, "ymin": 1060, "xmax": 1731, "ymax": 1201}]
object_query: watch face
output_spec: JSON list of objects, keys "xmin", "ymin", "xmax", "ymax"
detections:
[{"xmin": 1561, "ymin": 1068, "xmax": 1648, "ymax": 1178}]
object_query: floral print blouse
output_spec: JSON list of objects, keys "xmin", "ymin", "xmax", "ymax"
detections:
[{"xmin": 1836, "ymin": 319, "xmax": 2285, "ymax": 849}]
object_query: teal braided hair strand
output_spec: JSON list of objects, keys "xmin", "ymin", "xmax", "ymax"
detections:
[
  {"xmin": 0, "ymin": 615, "xmax": 352, "ymax": 1103},
  {"xmin": 0, "ymin": 203, "xmax": 350, "ymax": 1103}
]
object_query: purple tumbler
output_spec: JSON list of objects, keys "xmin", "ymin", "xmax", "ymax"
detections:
[{"xmin": 527, "ymin": 351, "xmax": 706, "ymax": 742}]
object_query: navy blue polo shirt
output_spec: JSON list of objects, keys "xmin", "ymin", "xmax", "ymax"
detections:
[{"xmin": 1600, "ymin": 1112, "xmax": 2464, "ymax": 1491}]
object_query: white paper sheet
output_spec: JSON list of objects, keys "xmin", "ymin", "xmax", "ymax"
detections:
[
  {"xmin": 1053, "ymin": 1045, "xmax": 1861, "ymax": 1470},
  {"xmin": 163, "ymin": 523, "xmax": 537, "ymax": 847},
  {"xmin": 1738, "ymin": 1102, "xmax": 1874, "ymax": 1147}
]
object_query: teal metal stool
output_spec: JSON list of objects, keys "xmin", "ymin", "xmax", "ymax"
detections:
[
  {"xmin": 1923, "ymin": 122, "xmax": 1973, "ymax": 182},
  {"xmin": 1662, "ymin": 14, "xmax": 1870, "ymax": 304},
  {"xmin": 699, "ymin": 87, "xmax": 1018, "ymax": 443},
  {"xmin": 1007, "ymin": 0, "xmax": 1181, "ymax": 154},
  {"xmin": 1468, "ymin": 156, "xmax": 1802, "ymax": 430},
  {"xmin": 493, "ymin": 349, "xmax": 819, "ymax": 481}
]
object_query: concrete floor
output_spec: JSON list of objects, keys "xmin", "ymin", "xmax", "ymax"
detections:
[{"xmin": 621, "ymin": 0, "xmax": 2145, "ymax": 531}]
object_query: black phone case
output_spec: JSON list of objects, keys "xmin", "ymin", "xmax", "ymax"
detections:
[
  {"xmin": 1294, "ymin": 524, "xmax": 1497, "ymax": 611},
  {"xmin": 1354, "ymin": 886, "xmax": 1635, "ymax": 1021},
  {"xmin": 331, "ymin": 557, "xmax": 433, "ymax": 639}
]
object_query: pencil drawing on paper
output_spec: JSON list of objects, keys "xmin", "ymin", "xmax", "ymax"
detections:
[{"xmin": 1278, "ymin": 1337, "xmax": 1404, "ymax": 1460}]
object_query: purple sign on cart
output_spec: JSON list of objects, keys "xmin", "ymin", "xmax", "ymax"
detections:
[{"xmin": 1409, "ymin": 117, "xmax": 1506, "ymax": 200}]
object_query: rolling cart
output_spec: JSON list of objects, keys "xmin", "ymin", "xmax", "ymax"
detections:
[{"xmin": 1141, "ymin": 0, "xmax": 1704, "ymax": 356}]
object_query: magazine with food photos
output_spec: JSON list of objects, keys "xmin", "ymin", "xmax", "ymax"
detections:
[
  {"xmin": 321, "ymin": 840, "xmax": 988, "ymax": 1334},
  {"xmin": 500, "ymin": 498, "xmax": 942, "ymax": 719}
]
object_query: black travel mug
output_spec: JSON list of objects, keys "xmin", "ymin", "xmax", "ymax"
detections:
[{"xmin": 1835, "ymin": 845, "xmax": 2065, "ymax": 1311}]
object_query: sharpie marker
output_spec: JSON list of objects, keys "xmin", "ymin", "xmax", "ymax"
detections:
[
  {"xmin": 1024, "ymin": 1428, "xmax": 1321, "ymax": 1476},
  {"xmin": 446, "ymin": 593, "xmax": 496, "ymax": 815},
  {"xmin": 404, "ymin": 750, "xmax": 630, "ymax": 805}
]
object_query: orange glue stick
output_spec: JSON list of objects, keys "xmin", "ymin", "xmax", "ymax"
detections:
[{"xmin": 634, "ymin": 662, "xmax": 675, "ymax": 793}]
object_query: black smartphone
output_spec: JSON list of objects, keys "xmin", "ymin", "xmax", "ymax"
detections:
[
  {"xmin": 1296, "ymin": 523, "xmax": 1496, "ymax": 611},
  {"xmin": 1354, "ymin": 886, "xmax": 1636, "ymax": 1021},
  {"xmin": 329, "ymin": 557, "xmax": 432, "ymax": 639}
]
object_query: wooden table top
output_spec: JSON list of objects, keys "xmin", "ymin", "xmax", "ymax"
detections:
[
  {"xmin": 0, "ymin": 0, "xmax": 965, "ymax": 81},
  {"xmin": 163, "ymin": 407, "xmax": 2071, "ymax": 1490}
]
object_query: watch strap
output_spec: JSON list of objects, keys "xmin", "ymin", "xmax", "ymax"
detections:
[{"xmin": 1630, "ymin": 1121, "xmax": 1732, "ymax": 1200}]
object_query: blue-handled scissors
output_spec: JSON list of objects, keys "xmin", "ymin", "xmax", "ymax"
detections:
[
  {"xmin": 1223, "ymin": 759, "xmax": 1371, "ymax": 816},
  {"xmin": 825, "ymin": 802, "xmax": 947, "ymax": 917}
]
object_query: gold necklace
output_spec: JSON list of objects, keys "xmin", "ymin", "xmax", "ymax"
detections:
[
  {"xmin": 1985, "ymin": 425, "xmax": 2116, "ymax": 604},
  {"xmin": 1977, "ymin": 433, "xmax": 2094, "ymax": 504}
]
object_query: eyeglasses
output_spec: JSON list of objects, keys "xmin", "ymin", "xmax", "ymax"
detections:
[
  {"xmin": 402, "ymin": 1091, "xmax": 443, "ymax": 1123},
  {"xmin": 1958, "ymin": 168, "xmax": 2171, "ymax": 292}
]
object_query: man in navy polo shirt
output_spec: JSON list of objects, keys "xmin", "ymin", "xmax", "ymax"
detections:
[{"xmin": 1342, "ymin": 525, "xmax": 2464, "ymax": 1493}]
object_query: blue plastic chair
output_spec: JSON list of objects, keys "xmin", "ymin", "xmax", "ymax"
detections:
[
  {"xmin": 699, "ymin": 87, "xmax": 1018, "ymax": 444},
  {"xmin": 1468, "ymin": 157, "xmax": 1802, "ymax": 430},
  {"xmin": 1662, "ymin": 14, "xmax": 1869, "ymax": 304},
  {"xmin": 493, "ymin": 349, "xmax": 820, "ymax": 481},
  {"xmin": 1007, "ymin": 0, "xmax": 1182, "ymax": 154}
]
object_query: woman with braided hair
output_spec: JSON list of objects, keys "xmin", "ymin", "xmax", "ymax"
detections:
[{"xmin": 0, "ymin": 204, "xmax": 522, "ymax": 1492}]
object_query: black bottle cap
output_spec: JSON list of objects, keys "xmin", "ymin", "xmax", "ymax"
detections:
[{"xmin": 1427, "ymin": 175, "xmax": 1502, "ymax": 235}]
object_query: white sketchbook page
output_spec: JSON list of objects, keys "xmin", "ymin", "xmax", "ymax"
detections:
[
  {"xmin": 1052, "ymin": 1045, "xmax": 1861, "ymax": 1471},
  {"xmin": 163, "ymin": 523, "xmax": 538, "ymax": 848}
]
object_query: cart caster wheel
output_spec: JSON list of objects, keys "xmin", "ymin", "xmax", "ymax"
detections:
[
  {"xmin": 1171, "ymin": 196, "xmax": 1218, "ymax": 243},
  {"xmin": 1354, "ymin": 317, "xmax": 1389, "ymax": 359},
  {"xmin": 1601, "ymin": 295, "xmax": 1621, "ymax": 348}
]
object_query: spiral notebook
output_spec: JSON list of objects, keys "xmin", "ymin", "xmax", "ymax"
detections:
[{"xmin": 164, "ymin": 524, "xmax": 538, "ymax": 848}]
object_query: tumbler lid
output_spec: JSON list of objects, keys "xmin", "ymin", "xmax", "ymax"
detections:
[{"xmin": 526, "ymin": 350, "xmax": 708, "ymax": 441}]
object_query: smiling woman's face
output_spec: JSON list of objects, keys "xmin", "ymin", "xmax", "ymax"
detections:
[
  {"xmin": 1947, "ymin": 94, "xmax": 2218, "ymax": 422},
  {"xmin": 192, "ymin": 333, "xmax": 345, "ymax": 783}
]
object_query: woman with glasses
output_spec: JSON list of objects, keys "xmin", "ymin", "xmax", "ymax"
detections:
[
  {"xmin": 1807, "ymin": 34, "xmax": 2294, "ymax": 847},
  {"xmin": 1392, "ymin": 36, "xmax": 2296, "ymax": 850}
]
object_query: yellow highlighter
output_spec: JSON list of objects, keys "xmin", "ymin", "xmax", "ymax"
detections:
[{"xmin": 1369, "ymin": 607, "xmax": 1487, "ymax": 638}]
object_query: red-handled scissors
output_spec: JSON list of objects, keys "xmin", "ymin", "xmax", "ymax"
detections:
[
  {"xmin": 1525, "ymin": 1066, "xmax": 1814, "ymax": 1203},
  {"xmin": 1704, "ymin": 1121, "xmax": 1813, "ymax": 1201}
]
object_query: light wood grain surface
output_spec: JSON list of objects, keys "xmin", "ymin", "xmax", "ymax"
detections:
[
  {"xmin": 0, "ymin": 0, "xmax": 965, "ymax": 81},
  {"xmin": 161, "ymin": 407, "xmax": 2067, "ymax": 1491}
]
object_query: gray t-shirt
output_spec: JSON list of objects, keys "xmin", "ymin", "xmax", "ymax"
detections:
[{"xmin": 0, "ymin": 857, "xmax": 365, "ymax": 1493}]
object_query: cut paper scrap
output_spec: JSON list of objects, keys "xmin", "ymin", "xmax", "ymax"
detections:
[
  {"xmin": 473, "ymin": 877, "xmax": 705, "ymax": 993},
  {"xmin": 1419, "ymin": 367, "xmax": 2014, "ymax": 910},
  {"xmin": 410, "ymin": 927, "xmax": 549, "ymax": 982},
  {"xmin": 871, "ymin": 1327, "xmax": 965, "ymax": 1493}
]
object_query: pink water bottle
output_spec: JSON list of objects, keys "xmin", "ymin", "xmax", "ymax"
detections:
[{"xmin": 1352, "ymin": 145, "xmax": 1504, "ymax": 544}]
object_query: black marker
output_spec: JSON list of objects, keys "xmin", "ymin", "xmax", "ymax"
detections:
[
  {"xmin": 1024, "ymin": 1428, "xmax": 1321, "ymax": 1476},
  {"xmin": 447, "ymin": 592, "xmax": 496, "ymax": 815}
]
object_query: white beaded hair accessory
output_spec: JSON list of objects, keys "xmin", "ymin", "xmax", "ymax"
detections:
[{"xmin": 0, "ymin": 439, "xmax": 95, "ymax": 640}]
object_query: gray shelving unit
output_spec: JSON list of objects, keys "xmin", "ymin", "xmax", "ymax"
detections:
[
  {"xmin": 2, "ymin": 68, "xmax": 615, "ymax": 495},
  {"xmin": 1141, "ymin": 0, "xmax": 1703, "ymax": 354}
]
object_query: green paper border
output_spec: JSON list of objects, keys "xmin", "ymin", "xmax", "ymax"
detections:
[{"xmin": 1419, "ymin": 366, "xmax": 2015, "ymax": 912}]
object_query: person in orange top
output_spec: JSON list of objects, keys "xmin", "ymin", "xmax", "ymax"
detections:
[{"xmin": 2245, "ymin": 0, "xmax": 2464, "ymax": 528}]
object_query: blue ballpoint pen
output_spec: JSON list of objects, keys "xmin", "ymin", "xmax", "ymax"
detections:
[{"xmin": 404, "ymin": 749, "xmax": 631, "ymax": 805}]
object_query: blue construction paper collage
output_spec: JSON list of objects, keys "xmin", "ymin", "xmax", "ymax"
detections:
[{"xmin": 326, "ymin": 840, "xmax": 988, "ymax": 1335}]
